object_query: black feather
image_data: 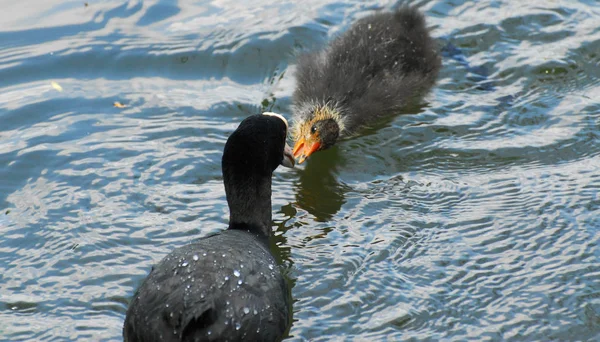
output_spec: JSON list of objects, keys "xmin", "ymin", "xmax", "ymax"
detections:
[{"xmin": 293, "ymin": 6, "xmax": 441, "ymax": 136}]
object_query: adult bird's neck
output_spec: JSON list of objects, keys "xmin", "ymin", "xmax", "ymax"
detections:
[{"xmin": 225, "ymin": 173, "xmax": 273, "ymax": 237}]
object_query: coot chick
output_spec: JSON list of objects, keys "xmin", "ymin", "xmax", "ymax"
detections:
[
  {"xmin": 123, "ymin": 113, "xmax": 295, "ymax": 342},
  {"xmin": 292, "ymin": 7, "xmax": 441, "ymax": 163}
]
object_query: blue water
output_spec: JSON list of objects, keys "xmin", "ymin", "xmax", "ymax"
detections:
[{"xmin": 1, "ymin": 0, "xmax": 600, "ymax": 340}]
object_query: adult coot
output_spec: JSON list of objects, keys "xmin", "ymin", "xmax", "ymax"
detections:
[
  {"xmin": 291, "ymin": 7, "xmax": 441, "ymax": 163},
  {"xmin": 124, "ymin": 112, "xmax": 295, "ymax": 342}
]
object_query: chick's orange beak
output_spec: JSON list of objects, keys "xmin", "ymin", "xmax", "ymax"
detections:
[{"xmin": 292, "ymin": 137, "xmax": 321, "ymax": 164}]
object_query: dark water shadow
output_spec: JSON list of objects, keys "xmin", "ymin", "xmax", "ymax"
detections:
[
  {"xmin": 294, "ymin": 147, "xmax": 347, "ymax": 222},
  {"xmin": 270, "ymin": 208, "xmax": 296, "ymax": 339}
]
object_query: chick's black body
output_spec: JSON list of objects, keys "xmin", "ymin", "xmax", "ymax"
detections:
[
  {"xmin": 124, "ymin": 114, "xmax": 292, "ymax": 342},
  {"xmin": 293, "ymin": 6, "xmax": 441, "ymax": 138}
]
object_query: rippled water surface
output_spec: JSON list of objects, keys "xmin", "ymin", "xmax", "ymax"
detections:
[{"xmin": 2, "ymin": 0, "xmax": 600, "ymax": 340}]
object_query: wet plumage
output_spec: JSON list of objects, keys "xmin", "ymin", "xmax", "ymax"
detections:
[{"xmin": 292, "ymin": 7, "xmax": 441, "ymax": 163}]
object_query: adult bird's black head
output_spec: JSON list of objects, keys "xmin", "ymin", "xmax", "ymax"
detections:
[{"xmin": 222, "ymin": 112, "xmax": 295, "ymax": 236}]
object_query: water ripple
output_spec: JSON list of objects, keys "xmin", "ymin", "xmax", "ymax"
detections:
[{"xmin": 1, "ymin": 0, "xmax": 600, "ymax": 341}]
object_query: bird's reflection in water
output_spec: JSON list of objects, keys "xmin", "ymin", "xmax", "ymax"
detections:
[
  {"xmin": 270, "ymin": 211, "xmax": 294, "ymax": 267},
  {"xmin": 294, "ymin": 146, "xmax": 347, "ymax": 222},
  {"xmin": 290, "ymin": 100, "xmax": 430, "ymax": 223}
]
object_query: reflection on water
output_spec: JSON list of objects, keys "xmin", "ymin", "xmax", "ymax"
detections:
[
  {"xmin": 1, "ymin": 0, "xmax": 600, "ymax": 341},
  {"xmin": 295, "ymin": 147, "xmax": 346, "ymax": 222}
]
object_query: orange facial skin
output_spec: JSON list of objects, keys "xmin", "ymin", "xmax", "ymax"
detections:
[
  {"xmin": 291, "ymin": 105, "xmax": 342, "ymax": 164},
  {"xmin": 292, "ymin": 134, "xmax": 321, "ymax": 164}
]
